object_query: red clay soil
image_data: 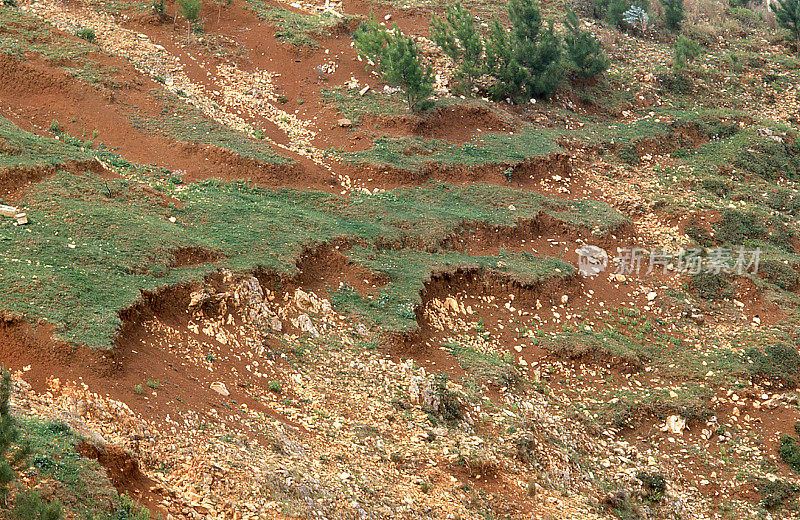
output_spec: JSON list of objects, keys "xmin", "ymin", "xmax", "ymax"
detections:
[
  {"xmin": 292, "ymin": 243, "xmax": 387, "ymax": 298},
  {"xmin": 374, "ymin": 103, "xmax": 516, "ymax": 143},
  {"xmin": 77, "ymin": 442, "xmax": 167, "ymax": 516},
  {"xmin": 0, "ymin": 44, "xmax": 325, "ymax": 190}
]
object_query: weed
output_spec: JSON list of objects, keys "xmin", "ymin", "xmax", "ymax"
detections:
[
  {"xmin": 691, "ymin": 272, "xmax": 733, "ymax": 301},
  {"xmin": 134, "ymin": 384, "xmax": 143, "ymax": 395},
  {"xmin": 780, "ymin": 434, "xmax": 800, "ymax": 471},
  {"xmin": 75, "ymin": 27, "xmax": 96, "ymax": 43},
  {"xmin": 445, "ymin": 342, "xmax": 521, "ymax": 388},
  {"xmin": 746, "ymin": 343, "xmax": 800, "ymax": 388},
  {"xmin": 268, "ymin": 381, "xmax": 282, "ymax": 393},
  {"xmin": 146, "ymin": 380, "xmax": 160, "ymax": 389}
]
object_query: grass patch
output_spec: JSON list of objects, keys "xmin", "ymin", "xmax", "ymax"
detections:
[
  {"xmin": 0, "ymin": 8, "xmax": 116, "ymax": 87},
  {"xmin": 131, "ymin": 92, "xmax": 291, "ymax": 165},
  {"xmin": 0, "ymin": 125, "xmax": 624, "ymax": 346},
  {"xmin": 333, "ymin": 247, "xmax": 573, "ymax": 331},
  {"xmin": 320, "ymin": 87, "xmax": 408, "ymax": 125},
  {"xmin": 0, "ymin": 117, "xmax": 92, "ymax": 171},
  {"xmin": 338, "ymin": 129, "xmax": 563, "ymax": 171},
  {"xmin": 16, "ymin": 418, "xmax": 149, "ymax": 519},
  {"xmin": 244, "ymin": 2, "xmax": 347, "ymax": 47},
  {"xmin": 599, "ymin": 385, "xmax": 713, "ymax": 429},
  {"xmin": 445, "ymin": 341, "xmax": 521, "ymax": 388}
]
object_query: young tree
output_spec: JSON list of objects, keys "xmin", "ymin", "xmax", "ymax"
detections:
[
  {"xmin": 662, "ymin": 0, "xmax": 684, "ymax": 31},
  {"xmin": 354, "ymin": 18, "xmax": 434, "ymax": 111},
  {"xmin": 177, "ymin": 0, "xmax": 202, "ymax": 33},
  {"xmin": 564, "ymin": 8, "xmax": 610, "ymax": 81},
  {"xmin": 508, "ymin": 0, "xmax": 564, "ymax": 99},
  {"xmin": 484, "ymin": 0, "xmax": 563, "ymax": 101},
  {"xmin": 430, "ymin": 2, "xmax": 484, "ymax": 93},
  {"xmin": 775, "ymin": 0, "xmax": 800, "ymax": 45},
  {"xmin": 382, "ymin": 30, "xmax": 435, "ymax": 111},
  {"xmin": 353, "ymin": 13, "xmax": 388, "ymax": 65},
  {"xmin": 484, "ymin": 17, "xmax": 527, "ymax": 101}
]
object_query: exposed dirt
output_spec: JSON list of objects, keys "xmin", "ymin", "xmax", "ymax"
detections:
[
  {"xmin": 375, "ymin": 104, "xmax": 515, "ymax": 143},
  {"xmin": 78, "ymin": 442, "xmax": 166, "ymax": 516}
]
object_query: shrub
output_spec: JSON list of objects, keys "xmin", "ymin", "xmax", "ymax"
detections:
[
  {"xmin": 780, "ymin": 434, "xmax": 800, "ymax": 471},
  {"xmin": 12, "ymin": 491, "xmax": 62, "ymax": 520},
  {"xmin": 593, "ymin": 0, "xmax": 632, "ymax": 27},
  {"xmin": 75, "ymin": 27, "xmax": 96, "ymax": 43},
  {"xmin": 354, "ymin": 17, "xmax": 434, "ymax": 111},
  {"xmin": 564, "ymin": 8, "xmax": 610, "ymax": 80},
  {"xmin": 758, "ymin": 477, "xmax": 800, "ymax": 510},
  {"xmin": 430, "ymin": 2, "xmax": 484, "ymax": 93},
  {"xmin": 1, "ymin": 370, "xmax": 17, "ymax": 504},
  {"xmin": 714, "ymin": 208, "xmax": 764, "ymax": 244},
  {"xmin": 672, "ymin": 35, "xmax": 702, "ymax": 71},
  {"xmin": 656, "ymin": 70, "xmax": 693, "ymax": 93},
  {"xmin": 663, "ymin": 0, "xmax": 684, "ymax": 30},
  {"xmin": 774, "ymin": 0, "xmax": 800, "ymax": 45},
  {"xmin": 758, "ymin": 260, "xmax": 800, "ymax": 291},
  {"xmin": 747, "ymin": 343, "xmax": 800, "ymax": 388},
  {"xmin": 636, "ymin": 471, "xmax": 667, "ymax": 502},
  {"xmin": 691, "ymin": 271, "xmax": 733, "ymax": 300},
  {"xmin": 152, "ymin": 0, "xmax": 165, "ymax": 16}
]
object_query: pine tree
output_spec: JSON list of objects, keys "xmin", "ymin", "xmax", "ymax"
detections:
[
  {"xmin": 564, "ymin": 8, "xmax": 610, "ymax": 81},
  {"xmin": 353, "ymin": 13, "xmax": 388, "ymax": 65},
  {"xmin": 662, "ymin": 0, "xmax": 685, "ymax": 31},
  {"xmin": 525, "ymin": 19, "xmax": 564, "ymax": 98},
  {"xmin": 382, "ymin": 29, "xmax": 435, "ymax": 111},
  {"xmin": 430, "ymin": 2, "xmax": 484, "ymax": 93},
  {"xmin": 775, "ymin": 0, "xmax": 800, "ymax": 45},
  {"xmin": 484, "ymin": 0, "xmax": 563, "ymax": 101},
  {"xmin": 484, "ymin": 17, "xmax": 527, "ymax": 101},
  {"xmin": 508, "ymin": 0, "xmax": 563, "ymax": 99},
  {"xmin": 0, "ymin": 370, "xmax": 18, "ymax": 506},
  {"xmin": 354, "ymin": 19, "xmax": 434, "ymax": 111}
]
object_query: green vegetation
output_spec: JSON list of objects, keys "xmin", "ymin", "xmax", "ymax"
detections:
[
  {"xmin": 599, "ymin": 385, "xmax": 713, "ymax": 429},
  {"xmin": 0, "ymin": 118, "xmax": 625, "ymax": 346},
  {"xmin": 780, "ymin": 434, "xmax": 800, "ymax": 471},
  {"xmin": 320, "ymin": 87, "xmax": 408, "ymax": 124},
  {"xmin": 0, "ymin": 9, "xmax": 114, "ymax": 87},
  {"xmin": 746, "ymin": 343, "xmax": 800, "ymax": 388},
  {"xmin": 131, "ymin": 92, "xmax": 290, "ymax": 165},
  {"xmin": 245, "ymin": 2, "xmax": 344, "ymax": 46},
  {"xmin": 268, "ymin": 381, "xmax": 282, "ymax": 393},
  {"xmin": 775, "ymin": 0, "xmax": 800, "ymax": 44},
  {"xmin": 663, "ymin": 0, "xmax": 684, "ymax": 31},
  {"xmin": 0, "ymin": 118, "xmax": 91, "ymax": 171},
  {"xmin": 564, "ymin": 8, "xmax": 610, "ymax": 81},
  {"xmin": 74, "ymin": 27, "xmax": 96, "ymax": 43},
  {"xmin": 430, "ymin": 2, "xmax": 485, "ymax": 93},
  {"xmin": 333, "ymin": 247, "xmax": 573, "ymax": 331},
  {"xmin": 445, "ymin": 342, "xmax": 521, "ymax": 388},
  {"xmin": 485, "ymin": 0, "xmax": 563, "ymax": 101},
  {"xmin": 757, "ymin": 477, "xmax": 800, "ymax": 510},
  {"xmin": 338, "ymin": 128, "xmax": 562, "ymax": 171},
  {"xmin": 354, "ymin": 16, "xmax": 434, "ymax": 111},
  {"xmin": 177, "ymin": 0, "xmax": 202, "ymax": 32},
  {"xmin": 672, "ymin": 35, "xmax": 702, "ymax": 71}
]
